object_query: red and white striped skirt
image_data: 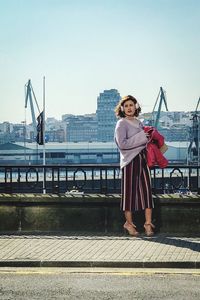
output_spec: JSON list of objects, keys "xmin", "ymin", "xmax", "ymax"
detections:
[{"xmin": 121, "ymin": 150, "xmax": 154, "ymax": 212}]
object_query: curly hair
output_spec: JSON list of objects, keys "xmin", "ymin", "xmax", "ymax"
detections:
[{"xmin": 115, "ymin": 95, "xmax": 141, "ymax": 118}]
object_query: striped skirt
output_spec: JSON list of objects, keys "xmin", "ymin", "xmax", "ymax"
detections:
[{"xmin": 121, "ymin": 150, "xmax": 154, "ymax": 212}]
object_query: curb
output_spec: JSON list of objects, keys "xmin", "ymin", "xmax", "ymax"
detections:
[{"xmin": 0, "ymin": 260, "xmax": 199, "ymax": 269}]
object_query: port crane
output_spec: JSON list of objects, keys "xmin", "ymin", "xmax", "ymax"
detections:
[
  {"xmin": 152, "ymin": 87, "xmax": 169, "ymax": 128},
  {"xmin": 188, "ymin": 97, "xmax": 200, "ymax": 164},
  {"xmin": 24, "ymin": 79, "xmax": 41, "ymax": 137}
]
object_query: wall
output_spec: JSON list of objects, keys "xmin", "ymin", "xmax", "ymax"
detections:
[{"xmin": 0, "ymin": 193, "xmax": 200, "ymax": 235}]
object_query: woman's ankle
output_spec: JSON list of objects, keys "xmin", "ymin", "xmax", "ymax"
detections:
[
  {"xmin": 125, "ymin": 220, "xmax": 133, "ymax": 225},
  {"xmin": 124, "ymin": 221, "xmax": 136, "ymax": 228},
  {"xmin": 145, "ymin": 220, "xmax": 152, "ymax": 225}
]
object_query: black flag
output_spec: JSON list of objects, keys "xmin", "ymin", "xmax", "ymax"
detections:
[{"xmin": 36, "ymin": 111, "xmax": 44, "ymax": 145}]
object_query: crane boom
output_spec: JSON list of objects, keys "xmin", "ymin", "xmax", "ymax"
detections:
[
  {"xmin": 152, "ymin": 87, "xmax": 169, "ymax": 128},
  {"xmin": 25, "ymin": 80, "xmax": 40, "ymax": 137},
  {"xmin": 195, "ymin": 97, "xmax": 200, "ymax": 112}
]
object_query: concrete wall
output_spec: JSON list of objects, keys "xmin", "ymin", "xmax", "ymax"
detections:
[{"xmin": 0, "ymin": 194, "xmax": 200, "ymax": 235}]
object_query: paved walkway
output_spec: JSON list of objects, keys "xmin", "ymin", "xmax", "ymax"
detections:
[{"xmin": 0, "ymin": 233, "xmax": 200, "ymax": 268}]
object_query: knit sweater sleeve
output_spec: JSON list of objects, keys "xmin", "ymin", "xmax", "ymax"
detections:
[{"xmin": 115, "ymin": 120, "xmax": 148, "ymax": 150}]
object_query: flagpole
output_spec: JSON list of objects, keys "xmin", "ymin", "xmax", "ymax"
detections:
[{"xmin": 43, "ymin": 76, "xmax": 46, "ymax": 194}]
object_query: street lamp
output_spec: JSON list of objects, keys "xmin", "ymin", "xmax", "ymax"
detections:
[
  {"xmin": 21, "ymin": 120, "xmax": 26, "ymax": 162},
  {"xmin": 198, "ymin": 115, "xmax": 200, "ymax": 193}
]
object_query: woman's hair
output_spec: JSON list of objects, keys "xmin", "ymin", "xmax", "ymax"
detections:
[{"xmin": 115, "ymin": 95, "xmax": 141, "ymax": 118}]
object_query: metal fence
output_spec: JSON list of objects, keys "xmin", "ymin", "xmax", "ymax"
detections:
[{"xmin": 0, "ymin": 164, "xmax": 199, "ymax": 194}]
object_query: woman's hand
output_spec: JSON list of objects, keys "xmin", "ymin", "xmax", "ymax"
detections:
[{"xmin": 145, "ymin": 132, "xmax": 150, "ymax": 140}]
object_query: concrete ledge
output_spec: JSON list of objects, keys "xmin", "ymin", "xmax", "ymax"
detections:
[
  {"xmin": 0, "ymin": 193, "xmax": 200, "ymax": 204},
  {"xmin": 0, "ymin": 193, "xmax": 200, "ymax": 234},
  {"xmin": 0, "ymin": 193, "xmax": 121, "ymax": 206}
]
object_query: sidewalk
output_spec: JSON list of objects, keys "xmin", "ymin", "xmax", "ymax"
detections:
[{"xmin": 0, "ymin": 233, "xmax": 200, "ymax": 268}]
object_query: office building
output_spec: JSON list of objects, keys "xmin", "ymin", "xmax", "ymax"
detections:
[{"xmin": 96, "ymin": 89, "xmax": 121, "ymax": 142}]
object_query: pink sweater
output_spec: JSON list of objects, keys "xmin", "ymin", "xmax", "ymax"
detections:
[{"xmin": 114, "ymin": 118, "xmax": 148, "ymax": 169}]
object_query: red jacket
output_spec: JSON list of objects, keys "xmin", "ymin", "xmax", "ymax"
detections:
[{"xmin": 143, "ymin": 126, "xmax": 168, "ymax": 168}]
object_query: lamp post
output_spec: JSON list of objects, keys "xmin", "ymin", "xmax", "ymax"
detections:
[
  {"xmin": 198, "ymin": 115, "xmax": 200, "ymax": 165},
  {"xmin": 198, "ymin": 115, "xmax": 200, "ymax": 193},
  {"xmin": 21, "ymin": 120, "xmax": 26, "ymax": 163}
]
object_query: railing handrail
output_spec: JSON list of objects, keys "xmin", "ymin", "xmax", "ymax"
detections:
[
  {"xmin": 1, "ymin": 163, "xmax": 199, "ymax": 168},
  {"xmin": 0, "ymin": 163, "xmax": 199, "ymax": 194}
]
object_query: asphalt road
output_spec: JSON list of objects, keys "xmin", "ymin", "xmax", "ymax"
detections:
[{"xmin": 0, "ymin": 268, "xmax": 199, "ymax": 300}]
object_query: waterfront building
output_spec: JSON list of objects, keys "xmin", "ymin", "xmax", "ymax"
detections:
[
  {"xmin": 159, "ymin": 125, "xmax": 190, "ymax": 142},
  {"xmin": 64, "ymin": 114, "xmax": 98, "ymax": 142},
  {"xmin": 0, "ymin": 122, "xmax": 11, "ymax": 134},
  {"xmin": 61, "ymin": 114, "xmax": 74, "ymax": 122},
  {"xmin": 96, "ymin": 89, "xmax": 121, "ymax": 142},
  {"xmin": 45, "ymin": 118, "xmax": 66, "ymax": 142},
  {"xmin": 45, "ymin": 128, "xmax": 65, "ymax": 143},
  {"xmin": 0, "ymin": 122, "xmax": 12, "ymax": 144},
  {"xmin": 0, "ymin": 141, "xmax": 189, "ymax": 165},
  {"xmin": 142, "ymin": 111, "xmax": 192, "ymax": 142}
]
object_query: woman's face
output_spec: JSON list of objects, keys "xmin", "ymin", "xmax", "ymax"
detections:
[{"xmin": 123, "ymin": 100, "xmax": 136, "ymax": 117}]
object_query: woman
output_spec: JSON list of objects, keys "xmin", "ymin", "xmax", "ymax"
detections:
[{"xmin": 114, "ymin": 95, "xmax": 155, "ymax": 236}]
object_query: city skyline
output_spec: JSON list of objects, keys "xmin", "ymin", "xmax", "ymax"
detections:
[
  {"xmin": 0, "ymin": 105, "xmax": 194, "ymax": 125},
  {"xmin": 0, "ymin": 0, "xmax": 200, "ymax": 124}
]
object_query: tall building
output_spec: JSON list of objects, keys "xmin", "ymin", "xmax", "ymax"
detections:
[{"xmin": 96, "ymin": 89, "xmax": 121, "ymax": 142}]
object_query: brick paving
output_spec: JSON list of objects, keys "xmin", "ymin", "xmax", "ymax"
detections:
[{"xmin": 0, "ymin": 233, "xmax": 200, "ymax": 268}]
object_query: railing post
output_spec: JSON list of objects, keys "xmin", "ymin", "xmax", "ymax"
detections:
[{"xmin": 5, "ymin": 167, "xmax": 12, "ymax": 193}]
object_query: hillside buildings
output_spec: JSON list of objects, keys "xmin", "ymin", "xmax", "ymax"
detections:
[{"xmin": 0, "ymin": 89, "xmax": 196, "ymax": 147}]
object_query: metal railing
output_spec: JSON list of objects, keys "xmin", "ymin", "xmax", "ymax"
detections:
[{"xmin": 0, "ymin": 164, "xmax": 199, "ymax": 194}]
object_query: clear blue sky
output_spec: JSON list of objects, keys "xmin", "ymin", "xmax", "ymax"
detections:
[{"xmin": 0, "ymin": 0, "xmax": 199, "ymax": 123}]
